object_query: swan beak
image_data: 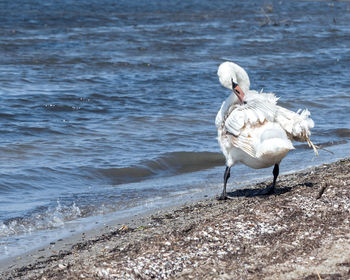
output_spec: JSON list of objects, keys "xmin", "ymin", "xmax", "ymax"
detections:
[{"xmin": 233, "ymin": 84, "xmax": 245, "ymax": 104}]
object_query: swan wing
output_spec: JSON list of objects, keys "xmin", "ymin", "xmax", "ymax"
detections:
[
  {"xmin": 275, "ymin": 106, "xmax": 318, "ymax": 155},
  {"xmin": 224, "ymin": 93, "xmax": 277, "ymax": 136},
  {"xmin": 223, "ymin": 93, "xmax": 278, "ymax": 157},
  {"xmin": 275, "ymin": 106, "xmax": 314, "ymax": 141}
]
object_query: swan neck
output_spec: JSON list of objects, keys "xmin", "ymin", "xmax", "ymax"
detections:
[{"xmin": 234, "ymin": 65, "xmax": 250, "ymax": 93}]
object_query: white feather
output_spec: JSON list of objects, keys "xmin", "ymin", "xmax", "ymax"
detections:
[{"xmin": 216, "ymin": 61, "xmax": 317, "ymax": 170}]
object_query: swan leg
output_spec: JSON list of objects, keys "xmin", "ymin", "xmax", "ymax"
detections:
[
  {"xmin": 262, "ymin": 164, "xmax": 279, "ymax": 195},
  {"xmin": 218, "ymin": 166, "xmax": 230, "ymax": 200},
  {"xmin": 272, "ymin": 163, "xmax": 279, "ymax": 189}
]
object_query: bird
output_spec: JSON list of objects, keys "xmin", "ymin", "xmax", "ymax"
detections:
[{"xmin": 215, "ymin": 61, "xmax": 317, "ymax": 200}]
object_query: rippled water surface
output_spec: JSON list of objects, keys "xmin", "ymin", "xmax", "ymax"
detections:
[{"xmin": 1, "ymin": 0, "xmax": 350, "ymax": 260}]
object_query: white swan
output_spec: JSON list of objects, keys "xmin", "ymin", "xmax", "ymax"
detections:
[{"xmin": 216, "ymin": 61, "xmax": 317, "ymax": 199}]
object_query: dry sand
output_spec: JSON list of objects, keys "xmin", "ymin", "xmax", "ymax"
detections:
[{"xmin": 1, "ymin": 158, "xmax": 350, "ymax": 280}]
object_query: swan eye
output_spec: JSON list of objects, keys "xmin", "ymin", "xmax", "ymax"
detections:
[{"xmin": 231, "ymin": 79, "xmax": 238, "ymax": 90}]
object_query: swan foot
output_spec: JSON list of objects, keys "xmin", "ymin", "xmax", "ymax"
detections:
[
  {"xmin": 258, "ymin": 163, "xmax": 279, "ymax": 195},
  {"xmin": 259, "ymin": 185, "xmax": 275, "ymax": 195},
  {"xmin": 217, "ymin": 193, "xmax": 227, "ymax": 201},
  {"xmin": 217, "ymin": 194, "xmax": 235, "ymax": 200}
]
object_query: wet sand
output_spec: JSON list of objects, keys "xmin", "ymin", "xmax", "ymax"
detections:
[{"xmin": 1, "ymin": 158, "xmax": 350, "ymax": 280}]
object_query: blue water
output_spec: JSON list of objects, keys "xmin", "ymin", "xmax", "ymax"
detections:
[{"xmin": 1, "ymin": 0, "xmax": 350, "ymax": 261}]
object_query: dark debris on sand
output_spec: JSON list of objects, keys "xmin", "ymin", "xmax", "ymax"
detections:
[{"xmin": 2, "ymin": 159, "xmax": 350, "ymax": 280}]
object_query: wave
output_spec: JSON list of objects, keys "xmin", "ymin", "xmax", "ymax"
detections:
[
  {"xmin": 294, "ymin": 140, "xmax": 348, "ymax": 150},
  {"xmin": 96, "ymin": 151, "xmax": 225, "ymax": 185},
  {"xmin": 0, "ymin": 200, "xmax": 82, "ymax": 238},
  {"xmin": 333, "ymin": 128, "xmax": 350, "ymax": 138},
  {"xmin": 0, "ymin": 152, "xmax": 225, "ymax": 239}
]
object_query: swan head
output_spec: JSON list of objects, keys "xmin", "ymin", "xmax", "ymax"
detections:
[{"xmin": 217, "ymin": 61, "xmax": 250, "ymax": 104}]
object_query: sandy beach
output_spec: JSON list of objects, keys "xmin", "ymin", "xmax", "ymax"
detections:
[{"xmin": 1, "ymin": 158, "xmax": 350, "ymax": 280}]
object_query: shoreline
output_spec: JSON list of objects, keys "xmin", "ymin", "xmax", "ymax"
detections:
[{"xmin": 2, "ymin": 158, "xmax": 350, "ymax": 279}]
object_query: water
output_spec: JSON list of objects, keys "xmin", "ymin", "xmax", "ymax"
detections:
[{"xmin": 1, "ymin": 0, "xmax": 350, "ymax": 261}]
